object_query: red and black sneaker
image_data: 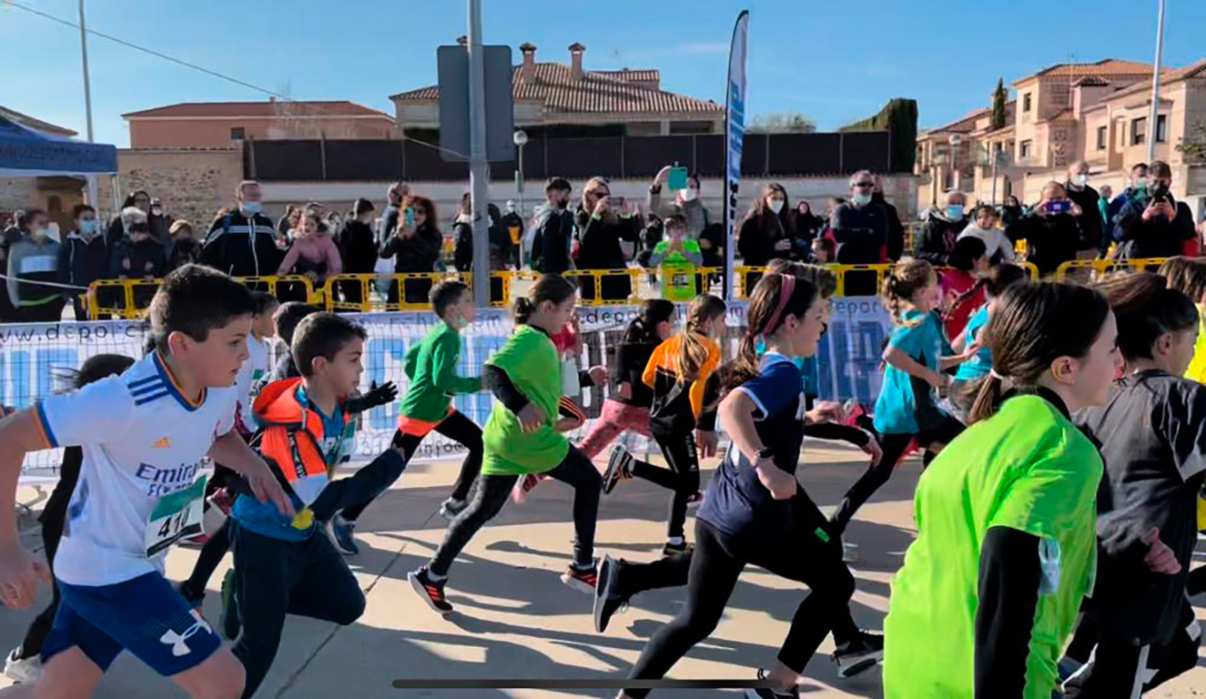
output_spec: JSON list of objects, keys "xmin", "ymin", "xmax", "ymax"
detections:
[
  {"xmin": 511, "ymin": 473, "xmax": 545, "ymax": 505},
  {"xmin": 560, "ymin": 561, "xmax": 598, "ymax": 593},
  {"xmin": 408, "ymin": 567, "xmax": 453, "ymax": 616}
]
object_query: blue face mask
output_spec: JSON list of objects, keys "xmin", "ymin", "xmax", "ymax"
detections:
[
  {"xmin": 78, "ymin": 219, "xmax": 98, "ymax": 236},
  {"xmin": 946, "ymin": 204, "xmax": 965, "ymax": 220},
  {"xmin": 241, "ymin": 201, "xmax": 262, "ymax": 216}
]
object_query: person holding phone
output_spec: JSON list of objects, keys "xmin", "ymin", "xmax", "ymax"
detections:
[
  {"xmin": 1114, "ymin": 160, "xmax": 1196, "ymax": 260},
  {"xmin": 1009, "ymin": 181, "xmax": 1084, "ymax": 277},
  {"xmin": 379, "ymin": 195, "xmax": 443, "ymax": 305},
  {"xmin": 647, "ymin": 166, "xmax": 711, "ymax": 240},
  {"xmin": 575, "ymin": 177, "xmax": 642, "ymax": 303}
]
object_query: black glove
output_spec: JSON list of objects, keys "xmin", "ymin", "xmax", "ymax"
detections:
[{"xmin": 344, "ymin": 381, "xmax": 398, "ymax": 414}]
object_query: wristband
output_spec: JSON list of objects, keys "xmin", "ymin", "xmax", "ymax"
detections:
[{"xmin": 756, "ymin": 447, "xmax": 775, "ymax": 461}]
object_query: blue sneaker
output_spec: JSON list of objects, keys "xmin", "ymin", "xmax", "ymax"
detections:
[{"xmin": 329, "ymin": 514, "xmax": 359, "ymax": 556}]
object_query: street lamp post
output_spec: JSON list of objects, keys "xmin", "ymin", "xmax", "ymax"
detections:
[
  {"xmin": 949, "ymin": 133, "xmax": 963, "ymax": 193},
  {"xmin": 78, "ymin": 0, "xmax": 99, "ymax": 209},
  {"xmin": 1146, "ymin": 0, "xmax": 1166, "ymax": 163},
  {"xmin": 513, "ymin": 129, "xmax": 528, "ymax": 215}
]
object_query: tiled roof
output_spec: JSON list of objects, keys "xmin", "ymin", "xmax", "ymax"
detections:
[
  {"xmin": 1105, "ymin": 59, "xmax": 1206, "ymax": 100},
  {"xmin": 924, "ymin": 98, "xmax": 1017, "ymax": 137},
  {"xmin": 122, "ymin": 101, "xmax": 394, "ymax": 120},
  {"xmin": 0, "ymin": 106, "xmax": 76, "ymax": 136},
  {"xmin": 392, "ymin": 63, "xmax": 721, "ymax": 115},
  {"xmin": 1035, "ymin": 59, "xmax": 1153, "ymax": 78},
  {"xmin": 1072, "ymin": 76, "xmax": 1110, "ymax": 87}
]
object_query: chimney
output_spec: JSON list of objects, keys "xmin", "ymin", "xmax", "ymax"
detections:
[
  {"xmin": 519, "ymin": 42, "xmax": 537, "ymax": 82},
  {"xmin": 569, "ymin": 42, "xmax": 586, "ymax": 81}
]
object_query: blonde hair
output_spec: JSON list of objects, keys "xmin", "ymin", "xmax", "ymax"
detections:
[
  {"xmin": 882, "ymin": 258, "xmax": 936, "ymax": 324},
  {"xmin": 675, "ymin": 294, "xmax": 726, "ymax": 382}
]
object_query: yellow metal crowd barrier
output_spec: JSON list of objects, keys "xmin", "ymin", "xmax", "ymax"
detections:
[
  {"xmin": 1053, "ymin": 257, "xmax": 1169, "ymax": 282},
  {"xmin": 733, "ymin": 262, "xmax": 1039, "ymax": 300},
  {"xmin": 87, "ymin": 275, "xmax": 317, "ymax": 319}
]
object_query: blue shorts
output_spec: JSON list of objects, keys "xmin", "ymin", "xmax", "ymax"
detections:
[{"xmin": 42, "ymin": 571, "xmax": 222, "ymax": 676}]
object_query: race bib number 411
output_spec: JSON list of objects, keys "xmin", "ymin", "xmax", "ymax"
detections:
[{"xmin": 144, "ymin": 475, "xmax": 208, "ymax": 557}]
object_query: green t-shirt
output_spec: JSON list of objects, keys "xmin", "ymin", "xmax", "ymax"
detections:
[
  {"xmin": 481, "ymin": 325, "xmax": 569, "ymax": 476},
  {"xmin": 398, "ymin": 322, "xmax": 482, "ymax": 423},
  {"xmin": 883, "ymin": 394, "xmax": 1102, "ymax": 699},
  {"xmin": 654, "ymin": 239, "xmax": 702, "ymax": 302}
]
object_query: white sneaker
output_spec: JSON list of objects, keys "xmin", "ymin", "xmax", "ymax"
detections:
[{"xmin": 4, "ymin": 647, "xmax": 42, "ymax": 684}]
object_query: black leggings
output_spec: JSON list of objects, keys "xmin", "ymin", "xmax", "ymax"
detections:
[
  {"xmin": 429, "ymin": 446, "xmax": 601, "ymax": 576},
  {"xmin": 626, "ymin": 509, "xmax": 855, "ymax": 696},
  {"xmin": 829, "ymin": 415, "xmax": 964, "ymax": 535},
  {"xmin": 342, "ymin": 412, "xmax": 483, "ymax": 521},
  {"xmin": 18, "ymin": 510, "xmax": 65, "ymax": 659},
  {"xmin": 628, "ymin": 429, "xmax": 699, "ymax": 540}
]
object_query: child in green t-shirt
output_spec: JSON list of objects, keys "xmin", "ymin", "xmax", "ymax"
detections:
[
  {"xmin": 408, "ymin": 275, "xmax": 606, "ymax": 616},
  {"xmin": 649, "ymin": 214, "xmax": 703, "ymax": 302},
  {"xmin": 328, "ymin": 280, "xmax": 486, "ymax": 556}
]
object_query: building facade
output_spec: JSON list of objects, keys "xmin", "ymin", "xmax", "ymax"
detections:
[{"xmin": 916, "ymin": 58, "xmax": 1206, "ymax": 219}]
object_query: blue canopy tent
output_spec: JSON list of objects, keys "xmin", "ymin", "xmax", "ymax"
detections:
[{"xmin": 0, "ymin": 114, "xmax": 116, "ymax": 177}]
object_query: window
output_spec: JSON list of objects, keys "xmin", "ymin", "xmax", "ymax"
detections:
[
  {"xmin": 1131, "ymin": 117, "xmax": 1146, "ymax": 145},
  {"xmin": 1020, "ymin": 140, "xmax": 1032, "ymax": 159},
  {"xmin": 1096, "ymin": 126, "xmax": 1108, "ymax": 150},
  {"xmin": 1156, "ymin": 114, "xmax": 1167, "ymax": 143},
  {"xmin": 230, "ymin": 127, "xmax": 245, "ymax": 141},
  {"xmin": 1022, "ymin": 93, "xmax": 1032, "ymax": 113}
]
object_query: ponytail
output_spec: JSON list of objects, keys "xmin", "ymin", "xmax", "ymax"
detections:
[
  {"xmin": 882, "ymin": 258, "xmax": 934, "ymax": 324},
  {"xmin": 676, "ymin": 295, "xmax": 726, "ymax": 381},
  {"xmin": 967, "ymin": 373, "xmax": 1004, "ymax": 424},
  {"xmin": 513, "ymin": 297, "xmax": 536, "ymax": 326},
  {"xmin": 513, "ymin": 274, "xmax": 577, "ymax": 327}
]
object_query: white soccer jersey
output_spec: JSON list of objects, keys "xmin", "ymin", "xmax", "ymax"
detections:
[
  {"xmin": 36, "ymin": 352, "xmax": 238, "ymax": 586},
  {"xmin": 234, "ymin": 335, "xmax": 271, "ymax": 433}
]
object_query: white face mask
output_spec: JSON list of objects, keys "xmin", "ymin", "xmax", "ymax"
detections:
[
  {"xmin": 681, "ymin": 188, "xmax": 699, "ymax": 202},
  {"xmin": 1072, "ymin": 174, "xmax": 1089, "ymax": 188},
  {"xmin": 852, "ymin": 193, "xmax": 872, "ymax": 206},
  {"xmin": 768, "ymin": 199, "xmax": 784, "ymax": 214}
]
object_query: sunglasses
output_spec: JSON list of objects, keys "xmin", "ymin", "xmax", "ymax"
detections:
[
  {"xmin": 853, "ymin": 182, "xmax": 874, "ymax": 188},
  {"xmin": 589, "ymin": 191, "xmax": 610, "ymax": 198}
]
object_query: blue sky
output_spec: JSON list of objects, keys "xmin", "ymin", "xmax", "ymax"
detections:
[{"xmin": 2, "ymin": 0, "xmax": 1203, "ymax": 148}]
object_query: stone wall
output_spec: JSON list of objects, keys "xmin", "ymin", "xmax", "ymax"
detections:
[{"xmin": 98, "ymin": 148, "xmax": 244, "ymax": 234}]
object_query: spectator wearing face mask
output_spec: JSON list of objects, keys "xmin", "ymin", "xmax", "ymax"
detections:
[
  {"xmin": 1009, "ymin": 181, "xmax": 1084, "ymax": 277},
  {"xmin": 166, "ymin": 220, "xmax": 202, "ymax": 271},
  {"xmin": 59, "ymin": 204, "xmax": 110, "ymax": 320},
  {"xmin": 6, "ymin": 209, "xmax": 65, "ymax": 322},
  {"xmin": 499, "ymin": 200, "xmax": 524, "ymax": 268},
  {"xmin": 832, "ymin": 170, "xmax": 889, "ymax": 265},
  {"xmin": 1107, "ymin": 162, "xmax": 1148, "ymax": 228},
  {"xmin": 1064, "ymin": 161, "xmax": 1103, "ymax": 261},
  {"xmin": 335, "ymin": 198, "xmax": 378, "ymax": 306},
  {"xmin": 914, "ymin": 190, "xmax": 970, "ymax": 266},
  {"xmin": 647, "ymin": 166, "xmax": 711, "ymax": 239},
  {"xmin": 201, "ymin": 180, "xmax": 282, "ymax": 278},
  {"xmin": 106, "ymin": 190, "xmax": 151, "ymax": 244},
  {"xmin": 110, "ymin": 207, "xmax": 167, "ymax": 308},
  {"xmin": 1000, "ymin": 194, "xmax": 1024, "ymax": 229},
  {"xmin": 528, "ymin": 177, "xmax": 574, "ymax": 274},
  {"xmin": 737, "ymin": 182, "xmax": 796, "ymax": 290},
  {"xmin": 957, "ymin": 204, "xmax": 1015, "ymax": 264},
  {"xmin": 873, "ymin": 175, "xmax": 907, "ymax": 261},
  {"xmin": 1114, "ymin": 160, "xmax": 1196, "ymax": 260},
  {"xmin": 1096, "ymin": 184, "xmax": 1113, "ymax": 249},
  {"xmin": 794, "ymin": 201, "xmax": 825, "ymax": 248},
  {"xmin": 147, "ymin": 197, "xmax": 174, "ymax": 243}
]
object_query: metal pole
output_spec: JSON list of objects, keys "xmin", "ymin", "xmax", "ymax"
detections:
[
  {"xmin": 991, "ymin": 153, "xmax": 998, "ymax": 206},
  {"xmin": 516, "ymin": 143, "xmax": 525, "ymax": 215},
  {"xmin": 79, "ymin": 0, "xmax": 100, "ymax": 208},
  {"xmin": 466, "ymin": 0, "xmax": 491, "ymax": 307},
  {"xmin": 1145, "ymin": 0, "xmax": 1166, "ymax": 163}
]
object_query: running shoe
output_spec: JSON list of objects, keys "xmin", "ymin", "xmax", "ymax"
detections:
[
  {"xmin": 841, "ymin": 538, "xmax": 859, "ymax": 563},
  {"xmin": 219, "ymin": 568, "xmax": 240, "ymax": 641},
  {"xmin": 832, "ymin": 630, "xmax": 884, "ymax": 679},
  {"xmin": 593, "ymin": 555, "xmax": 628, "ymax": 633},
  {"xmin": 661, "ymin": 539, "xmax": 693, "ymax": 557},
  {"xmin": 329, "ymin": 514, "xmax": 360, "ymax": 556},
  {"xmin": 438, "ymin": 497, "xmax": 467, "ymax": 521},
  {"xmin": 511, "ymin": 473, "xmax": 544, "ymax": 504},
  {"xmin": 3, "ymin": 647, "xmax": 41, "ymax": 684},
  {"xmin": 746, "ymin": 668, "xmax": 799, "ymax": 698},
  {"xmin": 560, "ymin": 561, "xmax": 598, "ymax": 593},
  {"xmin": 408, "ymin": 567, "xmax": 454, "ymax": 616},
  {"xmin": 602, "ymin": 446, "xmax": 634, "ymax": 495}
]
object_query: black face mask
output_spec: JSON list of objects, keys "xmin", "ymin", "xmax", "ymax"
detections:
[{"xmin": 555, "ymin": 198, "xmax": 569, "ymax": 210}]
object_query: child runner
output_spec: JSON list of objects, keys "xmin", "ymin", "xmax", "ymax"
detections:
[
  {"xmin": 829, "ymin": 258, "xmax": 972, "ymax": 537},
  {"xmin": 1159, "ymin": 256, "xmax": 1206, "ymax": 383},
  {"xmin": 577, "ymin": 299, "xmax": 676, "ymax": 460},
  {"xmin": 224, "ymin": 313, "xmax": 407, "ymax": 698},
  {"xmin": 0, "ymin": 264, "xmax": 291, "ymax": 699},
  {"xmin": 329, "ymin": 280, "xmax": 486, "ymax": 557},
  {"xmin": 1059, "ymin": 273, "xmax": 1202, "ymax": 697},
  {"xmin": 3, "ymin": 355, "xmax": 135, "ymax": 685},
  {"xmin": 603, "ymin": 294, "xmax": 726, "ymax": 555},
  {"xmin": 408, "ymin": 275, "xmax": 604, "ymax": 615},
  {"xmin": 882, "ymin": 281, "xmax": 1120, "ymax": 699},
  {"xmin": 947, "ymin": 263, "xmax": 1028, "ymax": 420},
  {"xmin": 938, "ymin": 236, "xmax": 988, "ymax": 340},
  {"xmin": 265, "ymin": 302, "xmax": 322, "ymax": 383},
  {"xmin": 648, "ymin": 214, "xmax": 703, "ymax": 302},
  {"xmin": 618, "ymin": 273, "xmax": 860, "ymax": 699}
]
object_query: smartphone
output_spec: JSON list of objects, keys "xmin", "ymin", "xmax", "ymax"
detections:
[
  {"xmin": 404, "ymin": 207, "xmax": 415, "ymax": 227},
  {"xmin": 667, "ymin": 166, "xmax": 689, "ymax": 191},
  {"xmin": 607, "ymin": 195, "xmax": 626, "ymax": 208},
  {"xmin": 1045, "ymin": 200, "xmax": 1071, "ymax": 215}
]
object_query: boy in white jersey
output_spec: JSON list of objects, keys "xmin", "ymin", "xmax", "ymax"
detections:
[{"xmin": 0, "ymin": 264, "xmax": 292, "ymax": 699}]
